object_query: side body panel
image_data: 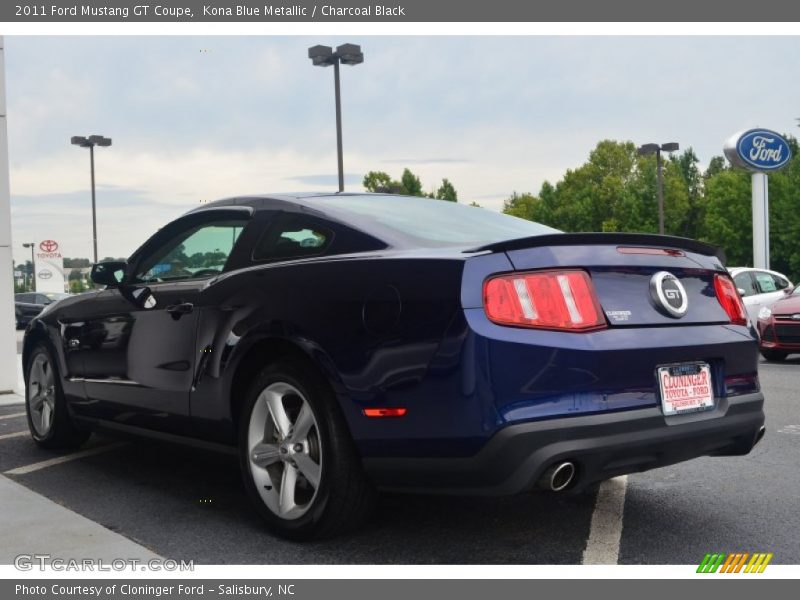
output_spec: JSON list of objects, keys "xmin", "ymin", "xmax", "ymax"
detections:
[{"xmin": 188, "ymin": 256, "xmax": 476, "ymax": 454}]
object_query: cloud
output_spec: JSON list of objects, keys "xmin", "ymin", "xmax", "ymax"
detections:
[
  {"xmin": 6, "ymin": 35, "xmax": 800, "ymax": 265},
  {"xmin": 284, "ymin": 173, "xmax": 363, "ymax": 186},
  {"xmin": 381, "ymin": 158, "xmax": 470, "ymax": 165}
]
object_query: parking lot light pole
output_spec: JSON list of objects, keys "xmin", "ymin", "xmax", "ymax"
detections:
[
  {"xmin": 308, "ymin": 43, "xmax": 364, "ymax": 193},
  {"xmin": 22, "ymin": 242, "xmax": 35, "ymax": 292},
  {"xmin": 637, "ymin": 142, "xmax": 679, "ymax": 235},
  {"xmin": 71, "ymin": 135, "xmax": 112, "ymax": 264}
]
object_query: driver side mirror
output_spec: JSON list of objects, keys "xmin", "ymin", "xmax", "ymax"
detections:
[{"xmin": 90, "ymin": 261, "xmax": 127, "ymax": 287}]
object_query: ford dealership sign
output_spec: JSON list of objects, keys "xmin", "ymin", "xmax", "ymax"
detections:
[{"xmin": 724, "ymin": 128, "xmax": 792, "ymax": 173}]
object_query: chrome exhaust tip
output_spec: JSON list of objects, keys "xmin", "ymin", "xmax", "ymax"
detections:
[
  {"xmin": 538, "ymin": 461, "xmax": 576, "ymax": 492},
  {"xmin": 755, "ymin": 425, "xmax": 766, "ymax": 445}
]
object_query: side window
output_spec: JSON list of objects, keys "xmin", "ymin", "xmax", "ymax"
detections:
[
  {"xmin": 17, "ymin": 294, "xmax": 32, "ymax": 303},
  {"xmin": 772, "ymin": 275, "xmax": 790, "ymax": 291},
  {"xmin": 135, "ymin": 219, "xmax": 248, "ymax": 283},
  {"xmin": 733, "ymin": 272, "xmax": 756, "ymax": 297},
  {"xmin": 36, "ymin": 294, "xmax": 51, "ymax": 305},
  {"xmin": 754, "ymin": 271, "xmax": 778, "ymax": 294},
  {"xmin": 252, "ymin": 214, "xmax": 334, "ymax": 262}
]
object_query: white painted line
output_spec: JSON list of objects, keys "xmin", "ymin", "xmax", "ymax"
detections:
[
  {"xmin": 0, "ymin": 411, "xmax": 25, "ymax": 420},
  {"xmin": 0, "ymin": 430, "xmax": 28, "ymax": 441},
  {"xmin": 4, "ymin": 442, "xmax": 128, "ymax": 476},
  {"xmin": 582, "ymin": 475, "xmax": 628, "ymax": 565}
]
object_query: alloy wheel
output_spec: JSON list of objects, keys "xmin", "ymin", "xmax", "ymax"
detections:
[
  {"xmin": 247, "ymin": 381, "xmax": 322, "ymax": 520},
  {"xmin": 28, "ymin": 353, "xmax": 56, "ymax": 437}
]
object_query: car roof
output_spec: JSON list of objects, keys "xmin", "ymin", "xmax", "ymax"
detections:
[
  {"xmin": 187, "ymin": 192, "xmax": 391, "ymax": 212},
  {"xmin": 729, "ymin": 266, "xmax": 791, "ymax": 280}
]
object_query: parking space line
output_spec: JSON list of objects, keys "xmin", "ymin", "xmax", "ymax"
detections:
[
  {"xmin": 0, "ymin": 412, "xmax": 26, "ymax": 421},
  {"xmin": 582, "ymin": 475, "xmax": 628, "ymax": 565},
  {"xmin": 0, "ymin": 431, "xmax": 29, "ymax": 441},
  {"xmin": 4, "ymin": 442, "xmax": 128, "ymax": 476}
]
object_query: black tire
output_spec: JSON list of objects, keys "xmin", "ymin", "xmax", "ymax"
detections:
[
  {"xmin": 760, "ymin": 349, "xmax": 788, "ymax": 362},
  {"xmin": 238, "ymin": 359, "xmax": 376, "ymax": 540},
  {"xmin": 25, "ymin": 343, "xmax": 91, "ymax": 449}
]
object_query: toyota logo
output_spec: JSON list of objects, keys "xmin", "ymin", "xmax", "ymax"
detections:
[
  {"xmin": 39, "ymin": 240, "xmax": 58, "ymax": 253},
  {"xmin": 650, "ymin": 271, "xmax": 688, "ymax": 318},
  {"xmin": 38, "ymin": 269, "xmax": 53, "ymax": 280}
]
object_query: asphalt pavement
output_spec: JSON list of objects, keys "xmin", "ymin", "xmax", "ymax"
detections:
[{"xmin": 1, "ymin": 328, "xmax": 797, "ymax": 564}]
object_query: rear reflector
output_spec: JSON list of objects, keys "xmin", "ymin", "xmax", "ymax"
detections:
[
  {"xmin": 483, "ymin": 270, "xmax": 607, "ymax": 331},
  {"xmin": 363, "ymin": 408, "xmax": 407, "ymax": 418},
  {"xmin": 713, "ymin": 274, "xmax": 748, "ymax": 326}
]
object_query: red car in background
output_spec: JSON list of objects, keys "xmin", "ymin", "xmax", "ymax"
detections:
[{"xmin": 757, "ymin": 284, "xmax": 800, "ymax": 361}]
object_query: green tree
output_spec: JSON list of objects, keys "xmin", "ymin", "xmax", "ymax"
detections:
[
  {"xmin": 362, "ymin": 171, "xmax": 397, "ymax": 193},
  {"xmin": 64, "ymin": 257, "xmax": 92, "ymax": 268},
  {"xmin": 362, "ymin": 168, "xmax": 460, "ymax": 201},
  {"xmin": 700, "ymin": 169, "xmax": 752, "ymax": 266},
  {"xmin": 400, "ymin": 169, "xmax": 423, "ymax": 196},
  {"xmin": 433, "ymin": 178, "xmax": 458, "ymax": 202}
]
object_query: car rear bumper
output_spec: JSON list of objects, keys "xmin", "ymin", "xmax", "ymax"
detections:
[{"xmin": 362, "ymin": 391, "xmax": 764, "ymax": 495}]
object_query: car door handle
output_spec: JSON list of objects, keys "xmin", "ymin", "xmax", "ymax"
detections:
[{"xmin": 165, "ymin": 302, "xmax": 194, "ymax": 318}]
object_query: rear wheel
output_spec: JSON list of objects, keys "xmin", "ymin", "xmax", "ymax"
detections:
[
  {"xmin": 760, "ymin": 349, "xmax": 788, "ymax": 362},
  {"xmin": 239, "ymin": 360, "xmax": 376, "ymax": 540},
  {"xmin": 26, "ymin": 344, "xmax": 90, "ymax": 449}
]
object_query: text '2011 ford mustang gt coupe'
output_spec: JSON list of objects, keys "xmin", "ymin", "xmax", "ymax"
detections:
[{"xmin": 23, "ymin": 193, "xmax": 765, "ymax": 539}]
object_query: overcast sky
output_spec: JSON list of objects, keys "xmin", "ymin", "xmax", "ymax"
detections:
[{"xmin": 5, "ymin": 35, "xmax": 800, "ymax": 264}]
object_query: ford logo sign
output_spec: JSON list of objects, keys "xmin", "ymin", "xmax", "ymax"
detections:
[{"xmin": 724, "ymin": 128, "xmax": 792, "ymax": 173}]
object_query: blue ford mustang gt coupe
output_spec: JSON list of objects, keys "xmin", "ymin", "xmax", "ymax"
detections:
[{"xmin": 22, "ymin": 193, "xmax": 765, "ymax": 539}]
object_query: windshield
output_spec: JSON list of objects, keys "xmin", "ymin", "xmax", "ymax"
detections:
[{"xmin": 314, "ymin": 194, "xmax": 559, "ymax": 247}]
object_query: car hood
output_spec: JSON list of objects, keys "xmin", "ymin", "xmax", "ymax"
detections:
[{"xmin": 770, "ymin": 294, "xmax": 800, "ymax": 315}]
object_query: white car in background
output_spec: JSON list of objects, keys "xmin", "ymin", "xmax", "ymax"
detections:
[{"xmin": 728, "ymin": 267, "xmax": 793, "ymax": 324}]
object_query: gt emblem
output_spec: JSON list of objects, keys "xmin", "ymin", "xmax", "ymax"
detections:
[{"xmin": 650, "ymin": 271, "xmax": 688, "ymax": 318}]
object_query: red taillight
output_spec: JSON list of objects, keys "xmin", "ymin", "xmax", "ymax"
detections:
[
  {"xmin": 714, "ymin": 274, "xmax": 748, "ymax": 326},
  {"xmin": 363, "ymin": 408, "xmax": 407, "ymax": 418},
  {"xmin": 483, "ymin": 270, "xmax": 607, "ymax": 331}
]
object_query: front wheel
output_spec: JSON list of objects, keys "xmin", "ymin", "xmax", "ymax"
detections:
[
  {"xmin": 760, "ymin": 349, "xmax": 788, "ymax": 362},
  {"xmin": 239, "ymin": 360, "xmax": 376, "ymax": 540},
  {"xmin": 26, "ymin": 344, "xmax": 91, "ymax": 449}
]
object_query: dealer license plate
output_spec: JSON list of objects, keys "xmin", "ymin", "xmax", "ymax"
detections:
[{"xmin": 657, "ymin": 363, "xmax": 714, "ymax": 416}]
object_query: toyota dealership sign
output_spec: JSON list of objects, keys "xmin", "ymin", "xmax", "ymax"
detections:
[{"xmin": 34, "ymin": 238, "xmax": 66, "ymax": 293}]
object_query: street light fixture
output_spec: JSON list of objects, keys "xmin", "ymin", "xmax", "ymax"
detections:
[
  {"xmin": 637, "ymin": 141, "xmax": 680, "ymax": 235},
  {"xmin": 71, "ymin": 134, "xmax": 112, "ymax": 263},
  {"xmin": 21, "ymin": 242, "xmax": 35, "ymax": 292},
  {"xmin": 308, "ymin": 43, "xmax": 364, "ymax": 193}
]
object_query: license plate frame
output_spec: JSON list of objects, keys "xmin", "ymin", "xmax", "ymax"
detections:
[{"xmin": 657, "ymin": 362, "xmax": 715, "ymax": 416}]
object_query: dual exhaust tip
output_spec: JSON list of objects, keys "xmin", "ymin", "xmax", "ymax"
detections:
[{"xmin": 538, "ymin": 461, "xmax": 576, "ymax": 492}]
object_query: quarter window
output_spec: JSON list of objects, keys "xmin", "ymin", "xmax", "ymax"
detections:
[{"xmin": 252, "ymin": 214, "xmax": 333, "ymax": 262}]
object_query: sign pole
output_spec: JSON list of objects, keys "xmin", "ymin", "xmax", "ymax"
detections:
[
  {"xmin": 751, "ymin": 172, "xmax": 769, "ymax": 270},
  {"xmin": 724, "ymin": 129, "xmax": 791, "ymax": 270},
  {"xmin": 0, "ymin": 36, "xmax": 19, "ymax": 394}
]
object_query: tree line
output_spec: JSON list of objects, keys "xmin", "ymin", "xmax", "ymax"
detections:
[{"xmin": 500, "ymin": 137, "xmax": 800, "ymax": 281}]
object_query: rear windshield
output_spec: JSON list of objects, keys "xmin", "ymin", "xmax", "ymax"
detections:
[{"xmin": 313, "ymin": 194, "xmax": 559, "ymax": 247}]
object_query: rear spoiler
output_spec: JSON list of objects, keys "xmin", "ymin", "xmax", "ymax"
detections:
[{"xmin": 468, "ymin": 232, "xmax": 726, "ymax": 264}]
